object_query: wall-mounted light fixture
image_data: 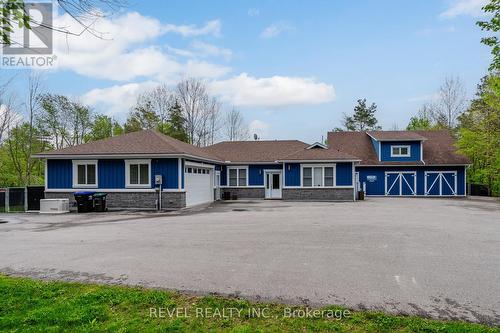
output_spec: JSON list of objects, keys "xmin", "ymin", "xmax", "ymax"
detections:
[{"xmin": 288, "ymin": 164, "xmax": 291, "ymax": 171}]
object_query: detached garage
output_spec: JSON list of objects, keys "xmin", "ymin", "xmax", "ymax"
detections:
[
  {"xmin": 184, "ymin": 164, "xmax": 214, "ymax": 207},
  {"xmin": 328, "ymin": 130, "xmax": 470, "ymax": 197}
]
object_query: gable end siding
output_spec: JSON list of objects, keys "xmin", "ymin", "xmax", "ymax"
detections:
[{"xmin": 380, "ymin": 141, "xmax": 421, "ymax": 162}]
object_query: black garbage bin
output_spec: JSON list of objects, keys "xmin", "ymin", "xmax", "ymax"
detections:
[
  {"xmin": 93, "ymin": 192, "xmax": 108, "ymax": 212},
  {"xmin": 74, "ymin": 191, "xmax": 95, "ymax": 213}
]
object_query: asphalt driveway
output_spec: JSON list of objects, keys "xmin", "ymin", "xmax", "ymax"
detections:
[{"xmin": 1, "ymin": 197, "xmax": 499, "ymax": 325}]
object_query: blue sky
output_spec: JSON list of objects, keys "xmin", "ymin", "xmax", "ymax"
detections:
[{"xmin": 5, "ymin": 0, "xmax": 492, "ymax": 143}]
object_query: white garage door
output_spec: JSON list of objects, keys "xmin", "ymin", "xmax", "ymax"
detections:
[{"xmin": 185, "ymin": 166, "xmax": 213, "ymax": 207}]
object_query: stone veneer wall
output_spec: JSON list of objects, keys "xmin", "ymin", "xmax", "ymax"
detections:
[
  {"xmin": 45, "ymin": 191, "xmax": 186, "ymax": 210},
  {"xmin": 282, "ymin": 188, "xmax": 354, "ymax": 201},
  {"xmin": 221, "ymin": 187, "xmax": 265, "ymax": 199}
]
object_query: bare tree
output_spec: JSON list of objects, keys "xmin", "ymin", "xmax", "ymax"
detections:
[
  {"xmin": 223, "ymin": 107, "xmax": 249, "ymax": 141},
  {"xmin": 24, "ymin": 73, "xmax": 44, "ymax": 183},
  {"xmin": 0, "ymin": 79, "xmax": 20, "ymax": 142},
  {"xmin": 199, "ymin": 97, "xmax": 221, "ymax": 146},
  {"xmin": 135, "ymin": 84, "xmax": 174, "ymax": 125},
  {"xmin": 432, "ymin": 76, "xmax": 467, "ymax": 128},
  {"xmin": 177, "ymin": 78, "xmax": 219, "ymax": 146}
]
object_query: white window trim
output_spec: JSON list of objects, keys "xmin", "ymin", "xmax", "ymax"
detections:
[
  {"xmin": 227, "ymin": 166, "xmax": 249, "ymax": 187},
  {"xmin": 300, "ymin": 164, "xmax": 336, "ymax": 188},
  {"xmin": 125, "ymin": 159, "xmax": 151, "ymax": 188},
  {"xmin": 390, "ymin": 145, "xmax": 411, "ymax": 157},
  {"xmin": 72, "ymin": 160, "xmax": 98, "ymax": 188},
  {"xmin": 214, "ymin": 170, "xmax": 221, "ymax": 189}
]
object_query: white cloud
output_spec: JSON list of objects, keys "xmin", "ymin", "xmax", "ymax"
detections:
[
  {"xmin": 249, "ymin": 120, "xmax": 270, "ymax": 138},
  {"xmin": 209, "ymin": 73, "xmax": 335, "ymax": 107},
  {"xmin": 52, "ymin": 12, "xmax": 228, "ymax": 81},
  {"xmin": 260, "ymin": 21, "xmax": 294, "ymax": 38},
  {"xmin": 190, "ymin": 40, "xmax": 232, "ymax": 60},
  {"xmin": 166, "ymin": 41, "xmax": 232, "ymax": 61},
  {"xmin": 162, "ymin": 20, "xmax": 221, "ymax": 37},
  {"xmin": 440, "ymin": 0, "xmax": 488, "ymax": 18},
  {"xmin": 248, "ymin": 8, "xmax": 260, "ymax": 17},
  {"xmin": 82, "ymin": 81, "xmax": 159, "ymax": 115},
  {"xmin": 184, "ymin": 60, "xmax": 231, "ymax": 79}
]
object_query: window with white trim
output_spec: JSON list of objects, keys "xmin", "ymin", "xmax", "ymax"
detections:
[
  {"xmin": 73, "ymin": 160, "xmax": 97, "ymax": 187},
  {"xmin": 125, "ymin": 160, "xmax": 150, "ymax": 187},
  {"xmin": 228, "ymin": 167, "xmax": 247, "ymax": 187},
  {"xmin": 302, "ymin": 165, "xmax": 335, "ymax": 187},
  {"xmin": 391, "ymin": 145, "xmax": 411, "ymax": 157}
]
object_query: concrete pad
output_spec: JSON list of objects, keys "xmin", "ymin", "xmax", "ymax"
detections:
[{"xmin": 0, "ymin": 197, "xmax": 499, "ymax": 325}]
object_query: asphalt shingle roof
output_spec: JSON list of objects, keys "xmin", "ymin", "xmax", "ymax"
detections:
[
  {"xmin": 36, "ymin": 129, "xmax": 221, "ymax": 161},
  {"xmin": 327, "ymin": 130, "xmax": 470, "ymax": 165}
]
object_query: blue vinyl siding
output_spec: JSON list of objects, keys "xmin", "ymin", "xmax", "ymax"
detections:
[
  {"xmin": 380, "ymin": 141, "xmax": 421, "ymax": 162},
  {"xmin": 357, "ymin": 166, "xmax": 466, "ymax": 196},
  {"xmin": 98, "ymin": 160, "xmax": 125, "ymax": 188},
  {"xmin": 249, "ymin": 164, "xmax": 282, "ymax": 186},
  {"xmin": 48, "ymin": 158, "xmax": 180, "ymax": 190},
  {"xmin": 152, "ymin": 158, "xmax": 179, "ymax": 189},
  {"xmin": 284, "ymin": 163, "xmax": 300, "ymax": 186},
  {"xmin": 220, "ymin": 165, "xmax": 227, "ymax": 186},
  {"xmin": 47, "ymin": 159, "xmax": 72, "ymax": 189},
  {"xmin": 336, "ymin": 162, "xmax": 353, "ymax": 186}
]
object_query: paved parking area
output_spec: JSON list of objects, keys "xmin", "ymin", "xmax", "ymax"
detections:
[{"xmin": 1, "ymin": 197, "xmax": 499, "ymax": 324}]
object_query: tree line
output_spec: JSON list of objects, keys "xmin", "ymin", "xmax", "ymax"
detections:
[{"xmin": 0, "ymin": 76, "xmax": 250, "ymax": 187}]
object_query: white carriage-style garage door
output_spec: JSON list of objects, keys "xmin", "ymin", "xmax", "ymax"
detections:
[
  {"xmin": 385, "ymin": 171, "xmax": 416, "ymax": 196},
  {"xmin": 425, "ymin": 171, "xmax": 457, "ymax": 196},
  {"xmin": 185, "ymin": 164, "xmax": 214, "ymax": 207}
]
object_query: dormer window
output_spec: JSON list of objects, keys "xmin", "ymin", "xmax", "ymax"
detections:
[{"xmin": 391, "ymin": 145, "xmax": 411, "ymax": 157}]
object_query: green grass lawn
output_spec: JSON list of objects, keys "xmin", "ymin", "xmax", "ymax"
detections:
[{"xmin": 0, "ymin": 275, "xmax": 498, "ymax": 333}]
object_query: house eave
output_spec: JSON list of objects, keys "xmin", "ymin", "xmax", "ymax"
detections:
[{"xmin": 33, "ymin": 153, "xmax": 223, "ymax": 164}]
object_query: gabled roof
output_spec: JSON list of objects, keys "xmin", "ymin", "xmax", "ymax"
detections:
[
  {"xmin": 35, "ymin": 129, "xmax": 222, "ymax": 162},
  {"xmin": 327, "ymin": 130, "xmax": 470, "ymax": 165},
  {"xmin": 366, "ymin": 130, "xmax": 427, "ymax": 141},
  {"xmin": 202, "ymin": 140, "xmax": 310, "ymax": 163}
]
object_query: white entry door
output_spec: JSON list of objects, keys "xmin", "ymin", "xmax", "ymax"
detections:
[
  {"xmin": 265, "ymin": 171, "xmax": 282, "ymax": 199},
  {"xmin": 185, "ymin": 166, "xmax": 213, "ymax": 206}
]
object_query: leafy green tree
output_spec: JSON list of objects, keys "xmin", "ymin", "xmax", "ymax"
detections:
[
  {"xmin": 38, "ymin": 94, "xmax": 92, "ymax": 148},
  {"xmin": 477, "ymin": 0, "xmax": 500, "ymax": 71},
  {"xmin": 1, "ymin": 0, "xmax": 126, "ymax": 45},
  {"xmin": 0, "ymin": 0, "xmax": 30, "ymax": 45},
  {"xmin": 113, "ymin": 121, "xmax": 124, "ymax": 136},
  {"xmin": 85, "ymin": 115, "xmax": 113, "ymax": 142},
  {"xmin": 4, "ymin": 122, "xmax": 49, "ymax": 185},
  {"xmin": 457, "ymin": 75, "xmax": 500, "ymax": 196},
  {"xmin": 124, "ymin": 102, "xmax": 160, "ymax": 133},
  {"xmin": 406, "ymin": 116, "xmax": 432, "ymax": 130},
  {"xmin": 163, "ymin": 100, "xmax": 189, "ymax": 142},
  {"xmin": 341, "ymin": 99, "xmax": 381, "ymax": 131}
]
